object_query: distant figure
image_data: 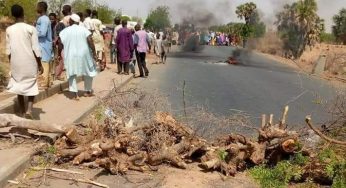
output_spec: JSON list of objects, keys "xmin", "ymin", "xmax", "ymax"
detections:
[
  {"xmin": 55, "ymin": 4, "xmax": 72, "ymax": 81},
  {"xmin": 91, "ymin": 10, "xmax": 106, "ymax": 71},
  {"xmin": 76, "ymin": 12, "xmax": 84, "ymax": 24},
  {"xmin": 116, "ymin": 20, "xmax": 134, "ymax": 75},
  {"xmin": 59, "ymin": 14, "xmax": 98, "ymax": 100},
  {"xmin": 134, "ymin": 24, "xmax": 150, "ymax": 77},
  {"xmin": 48, "ymin": 13, "xmax": 57, "ymax": 41},
  {"xmin": 36, "ymin": 1, "xmax": 52, "ymax": 89},
  {"xmin": 6, "ymin": 4, "xmax": 44, "ymax": 118},
  {"xmin": 110, "ymin": 17, "xmax": 121, "ymax": 65},
  {"xmin": 130, "ymin": 29, "xmax": 137, "ymax": 76},
  {"xmin": 83, "ymin": 9, "xmax": 94, "ymax": 31},
  {"xmin": 161, "ymin": 35, "xmax": 169, "ymax": 63},
  {"xmin": 155, "ymin": 33, "xmax": 164, "ymax": 64}
]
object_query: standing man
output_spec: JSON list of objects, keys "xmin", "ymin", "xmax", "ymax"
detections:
[
  {"xmin": 116, "ymin": 20, "xmax": 134, "ymax": 75},
  {"xmin": 48, "ymin": 13, "xmax": 57, "ymax": 41},
  {"xmin": 6, "ymin": 4, "xmax": 44, "ymax": 118},
  {"xmin": 91, "ymin": 10, "xmax": 106, "ymax": 71},
  {"xmin": 49, "ymin": 13, "xmax": 58, "ymax": 80},
  {"xmin": 83, "ymin": 9, "xmax": 94, "ymax": 31},
  {"xmin": 36, "ymin": 1, "xmax": 52, "ymax": 89},
  {"xmin": 134, "ymin": 24, "xmax": 150, "ymax": 77},
  {"xmin": 110, "ymin": 17, "xmax": 122, "ymax": 65},
  {"xmin": 55, "ymin": 4, "xmax": 71, "ymax": 81},
  {"xmin": 59, "ymin": 14, "xmax": 98, "ymax": 100}
]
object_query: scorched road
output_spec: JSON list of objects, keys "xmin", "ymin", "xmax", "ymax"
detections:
[{"xmin": 131, "ymin": 46, "xmax": 340, "ymax": 126}]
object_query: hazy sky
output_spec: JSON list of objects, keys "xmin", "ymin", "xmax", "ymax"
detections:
[{"xmin": 104, "ymin": 0, "xmax": 346, "ymax": 32}]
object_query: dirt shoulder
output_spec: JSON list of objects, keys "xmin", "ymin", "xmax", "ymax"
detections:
[{"xmin": 255, "ymin": 44, "xmax": 346, "ymax": 88}]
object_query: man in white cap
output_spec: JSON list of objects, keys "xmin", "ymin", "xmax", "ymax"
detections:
[{"xmin": 59, "ymin": 14, "xmax": 98, "ymax": 100}]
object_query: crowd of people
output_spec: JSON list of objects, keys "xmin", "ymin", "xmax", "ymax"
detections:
[
  {"xmin": 204, "ymin": 31, "xmax": 239, "ymax": 46},
  {"xmin": 5, "ymin": 2, "xmax": 165, "ymax": 118}
]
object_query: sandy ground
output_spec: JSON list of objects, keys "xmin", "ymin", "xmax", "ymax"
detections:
[{"xmin": 6, "ymin": 161, "xmax": 258, "ymax": 188}]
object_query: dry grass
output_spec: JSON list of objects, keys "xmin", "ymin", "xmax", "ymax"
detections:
[
  {"xmin": 0, "ymin": 29, "xmax": 10, "ymax": 91},
  {"xmin": 252, "ymin": 32, "xmax": 346, "ymax": 77}
]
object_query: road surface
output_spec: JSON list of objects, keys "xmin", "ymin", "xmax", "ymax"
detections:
[{"xmin": 131, "ymin": 46, "xmax": 339, "ymax": 127}]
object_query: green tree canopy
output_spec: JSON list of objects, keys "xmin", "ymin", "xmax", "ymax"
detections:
[
  {"xmin": 0, "ymin": 0, "xmax": 37, "ymax": 23},
  {"xmin": 332, "ymin": 8, "xmax": 346, "ymax": 44},
  {"xmin": 235, "ymin": 2, "xmax": 265, "ymax": 47},
  {"xmin": 236, "ymin": 2, "xmax": 257, "ymax": 24},
  {"xmin": 276, "ymin": 0, "xmax": 324, "ymax": 58},
  {"xmin": 121, "ymin": 15, "xmax": 131, "ymax": 22},
  {"xmin": 72, "ymin": 0, "xmax": 119, "ymax": 24},
  {"xmin": 144, "ymin": 6, "xmax": 171, "ymax": 32}
]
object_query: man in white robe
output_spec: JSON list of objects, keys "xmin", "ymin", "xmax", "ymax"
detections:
[{"xmin": 6, "ymin": 4, "xmax": 44, "ymax": 118}]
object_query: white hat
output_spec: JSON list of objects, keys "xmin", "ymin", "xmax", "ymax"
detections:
[{"xmin": 70, "ymin": 14, "xmax": 80, "ymax": 23}]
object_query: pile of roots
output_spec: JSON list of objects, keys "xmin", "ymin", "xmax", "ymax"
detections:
[
  {"xmin": 1, "ymin": 104, "xmax": 345, "ymax": 178},
  {"xmin": 49, "ymin": 106, "xmax": 301, "ymax": 176}
]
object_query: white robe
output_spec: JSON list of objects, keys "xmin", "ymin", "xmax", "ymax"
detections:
[{"xmin": 6, "ymin": 23, "xmax": 41, "ymax": 96}]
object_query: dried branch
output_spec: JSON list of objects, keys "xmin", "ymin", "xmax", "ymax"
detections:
[{"xmin": 305, "ymin": 116, "xmax": 346, "ymax": 146}]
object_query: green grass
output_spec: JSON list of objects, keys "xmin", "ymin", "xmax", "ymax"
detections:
[{"xmin": 249, "ymin": 160, "xmax": 303, "ymax": 188}]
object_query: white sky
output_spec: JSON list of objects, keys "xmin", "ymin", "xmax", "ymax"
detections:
[{"xmin": 101, "ymin": 0, "xmax": 346, "ymax": 32}]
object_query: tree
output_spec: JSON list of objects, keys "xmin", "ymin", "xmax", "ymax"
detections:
[
  {"xmin": 47, "ymin": 0, "xmax": 67, "ymax": 16},
  {"xmin": 144, "ymin": 6, "xmax": 171, "ymax": 32},
  {"xmin": 0, "ymin": 0, "xmax": 37, "ymax": 23},
  {"xmin": 236, "ymin": 2, "xmax": 257, "ymax": 25},
  {"xmin": 236, "ymin": 2, "xmax": 260, "ymax": 47},
  {"xmin": 249, "ymin": 11, "xmax": 266, "ymax": 38},
  {"xmin": 276, "ymin": 0, "xmax": 324, "ymax": 58},
  {"xmin": 332, "ymin": 8, "xmax": 346, "ymax": 44},
  {"xmin": 72, "ymin": 0, "xmax": 119, "ymax": 24},
  {"xmin": 131, "ymin": 16, "xmax": 143, "ymax": 24},
  {"xmin": 121, "ymin": 15, "xmax": 131, "ymax": 22}
]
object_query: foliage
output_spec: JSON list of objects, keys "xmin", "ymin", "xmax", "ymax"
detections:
[
  {"xmin": 144, "ymin": 6, "xmax": 171, "ymax": 32},
  {"xmin": 320, "ymin": 32, "xmax": 336, "ymax": 44},
  {"xmin": 236, "ymin": 2, "xmax": 257, "ymax": 24},
  {"xmin": 276, "ymin": 0, "xmax": 324, "ymax": 58},
  {"xmin": 131, "ymin": 16, "xmax": 143, "ymax": 24},
  {"xmin": 318, "ymin": 148, "xmax": 346, "ymax": 188},
  {"xmin": 218, "ymin": 150, "xmax": 228, "ymax": 161},
  {"xmin": 47, "ymin": 0, "xmax": 67, "ymax": 15},
  {"xmin": 46, "ymin": 145, "xmax": 56, "ymax": 154},
  {"xmin": 291, "ymin": 152, "xmax": 309, "ymax": 166},
  {"xmin": 121, "ymin": 15, "xmax": 131, "ymax": 22},
  {"xmin": 332, "ymin": 8, "xmax": 346, "ymax": 44},
  {"xmin": 0, "ymin": 64, "xmax": 7, "ymax": 87},
  {"xmin": 235, "ymin": 2, "xmax": 265, "ymax": 47},
  {"xmin": 0, "ymin": 0, "xmax": 37, "ymax": 23},
  {"xmin": 72, "ymin": 0, "xmax": 119, "ymax": 24},
  {"xmin": 249, "ymin": 11, "xmax": 266, "ymax": 38},
  {"xmin": 249, "ymin": 161, "xmax": 303, "ymax": 188}
]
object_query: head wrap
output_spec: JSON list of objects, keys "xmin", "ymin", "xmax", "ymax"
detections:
[{"xmin": 70, "ymin": 14, "xmax": 80, "ymax": 23}]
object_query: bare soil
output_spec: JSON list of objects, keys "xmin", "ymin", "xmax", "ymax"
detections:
[{"xmin": 6, "ymin": 162, "xmax": 258, "ymax": 188}]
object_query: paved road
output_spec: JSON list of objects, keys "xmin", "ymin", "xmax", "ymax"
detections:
[{"xmin": 132, "ymin": 46, "xmax": 340, "ymax": 127}]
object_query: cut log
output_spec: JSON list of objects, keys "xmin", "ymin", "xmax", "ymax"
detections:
[{"xmin": 0, "ymin": 114, "xmax": 67, "ymax": 133}]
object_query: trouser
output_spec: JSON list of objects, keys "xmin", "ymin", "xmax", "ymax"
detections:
[
  {"xmin": 110, "ymin": 45, "xmax": 116, "ymax": 64},
  {"xmin": 55, "ymin": 50, "xmax": 64, "ymax": 79},
  {"xmin": 38, "ymin": 61, "xmax": 51, "ymax": 88},
  {"xmin": 68, "ymin": 75, "xmax": 93, "ymax": 93},
  {"xmin": 117, "ymin": 62, "xmax": 129, "ymax": 74},
  {"xmin": 130, "ymin": 59, "xmax": 137, "ymax": 74},
  {"xmin": 136, "ymin": 51, "xmax": 149, "ymax": 76}
]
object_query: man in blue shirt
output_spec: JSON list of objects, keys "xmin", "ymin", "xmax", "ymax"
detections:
[{"xmin": 36, "ymin": 1, "xmax": 52, "ymax": 89}]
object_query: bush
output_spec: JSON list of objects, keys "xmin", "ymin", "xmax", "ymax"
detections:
[{"xmin": 249, "ymin": 160, "xmax": 303, "ymax": 188}]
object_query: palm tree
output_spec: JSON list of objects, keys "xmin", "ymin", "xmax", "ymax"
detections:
[
  {"xmin": 235, "ymin": 2, "xmax": 257, "ymax": 25},
  {"xmin": 276, "ymin": 0, "xmax": 323, "ymax": 58},
  {"xmin": 236, "ymin": 2, "xmax": 257, "ymax": 48}
]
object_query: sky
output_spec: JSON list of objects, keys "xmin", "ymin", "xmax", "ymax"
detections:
[{"xmin": 104, "ymin": 0, "xmax": 346, "ymax": 32}]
